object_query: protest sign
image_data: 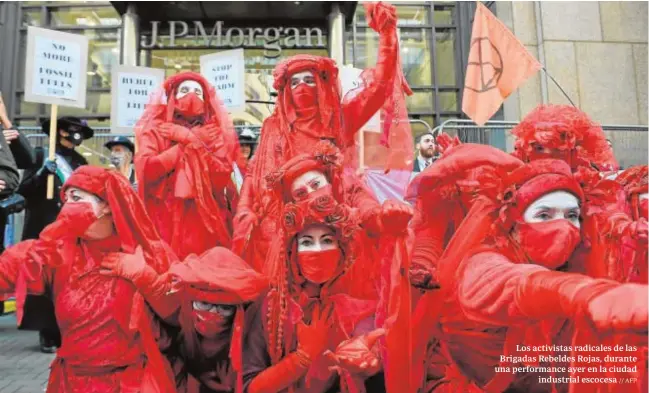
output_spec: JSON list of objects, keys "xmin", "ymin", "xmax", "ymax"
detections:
[
  {"xmin": 200, "ymin": 49, "xmax": 246, "ymax": 112},
  {"xmin": 110, "ymin": 65, "xmax": 165, "ymax": 132}
]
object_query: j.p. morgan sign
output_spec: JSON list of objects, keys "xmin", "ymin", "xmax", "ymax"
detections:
[{"xmin": 141, "ymin": 21, "xmax": 325, "ymax": 58}]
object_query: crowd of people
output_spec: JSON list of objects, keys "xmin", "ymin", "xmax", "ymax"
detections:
[{"xmin": 0, "ymin": 2, "xmax": 646, "ymax": 393}]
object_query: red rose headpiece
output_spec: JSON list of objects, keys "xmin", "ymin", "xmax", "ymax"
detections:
[{"xmin": 511, "ymin": 105, "xmax": 618, "ymax": 171}]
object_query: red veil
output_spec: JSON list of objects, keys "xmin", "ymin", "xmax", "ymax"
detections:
[
  {"xmin": 511, "ymin": 104, "xmax": 618, "ymax": 171},
  {"xmin": 134, "ymin": 72, "xmax": 240, "ymax": 257}
]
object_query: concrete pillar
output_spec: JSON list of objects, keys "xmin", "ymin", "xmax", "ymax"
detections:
[
  {"xmin": 120, "ymin": 3, "xmax": 139, "ymax": 66},
  {"xmin": 327, "ymin": 3, "xmax": 345, "ymax": 65}
]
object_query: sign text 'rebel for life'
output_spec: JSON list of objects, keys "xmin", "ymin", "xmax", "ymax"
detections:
[
  {"xmin": 24, "ymin": 26, "xmax": 88, "ymax": 108},
  {"xmin": 142, "ymin": 21, "xmax": 325, "ymax": 58},
  {"xmin": 200, "ymin": 49, "xmax": 246, "ymax": 112},
  {"xmin": 110, "ymin": 65, "xmax": 165, "ymax": 132}
]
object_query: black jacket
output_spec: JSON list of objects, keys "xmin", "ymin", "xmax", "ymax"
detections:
[{"xmin": 18, "ymin": 146, "xmax": 87, "ymax": 240}]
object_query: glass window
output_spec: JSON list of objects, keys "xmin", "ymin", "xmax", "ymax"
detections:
[
  {"xmin": 52, "ymin": 92, "xmax": 112, "ymax": 117},
  {"xmin": 406, "ymin": 91, "xmax": 434, "ymax": 113},
  {"xmin": 400, "ymin": 28, "xmax": 433, "ymax": 86},
  {"xmin": 49, "ymin": 6, "xmax": 121, "ymax": 27},
  {"xmin": 435, "ymin": 29, "xmax": 456, "ymax": 86},
  {"xmin": 433, "ymin": 5, "xmax": 455, "ymax": 25},
  {"xmin": 410, "ymin": 115, "xmax": 436, "ymax": 142},
  {"xmin": 356, "ymin": 5, "xmax": 429, "ymax": 26},
  {"xmin": 438, "ymin": 91, "xmax": 458, "ymax": 112},
  {"xmin": 21, "ymin": 8, "xmax": 43, "ymax": 27},
  {"xmin": 15, "ymin": 94, "xmax": 41, "ymax": 116},
  {"xmin": 86, "ymin": 38, "xmax": 119, "ymax": 88}
]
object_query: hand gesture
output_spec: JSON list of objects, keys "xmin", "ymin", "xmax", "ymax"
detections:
[
  {"xmin": 37, "ymin": 159, "xmax": 58, "ymax": 178},
  {"xmin": 100, "ymin": 246, "xmax": 147, "ymax": 282},
  {"xmin": 3, "ymin": 129, "xmax": 19, "ymax": 144},
  {"xmin": 409, "ymin": 262, "xmax": 440, "ymax": 290},
  {"xmin": 324, "ymin": 328, "xmax": 384, "ymax": 377},
  {"xmin": 381, "ymin": 200, "xmax": 413, "ymax": 235},
  {"xmin": 587, "ymin": 284, "xmax": 648, "ymax": 334},
  {"xmin": 158, "ymin": 123, "xmax": 198, "ymax": 145},
  {"xmin": 296, "ymin": 303, "xmax": 333, "ymax": 361},
  {"xmin": 367, "ymin": 2, "xmax": 397, "ymax": 33}
]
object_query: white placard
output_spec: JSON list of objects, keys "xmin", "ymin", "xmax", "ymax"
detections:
[
  {"xmin": 110, "ymin": 65, "xmax": 165, "ymax": 132},
  {"xmin": 24, "ymin": 26, "xmax": 88, "ymax": 108},
  {"xmin": 339, "ymin": 65, "xmax": 381, "ymax": 132},
  {"xmin": 200, "ymin": 49, "xmax": 246, "ymax": 112}
]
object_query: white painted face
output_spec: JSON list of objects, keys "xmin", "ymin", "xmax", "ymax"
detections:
[
  {"xmin": 290, "ymin": 170, "xmax": 329, "ymax": 200},
  {"xmin": 290, "ymin": 71, "xmax": 316, "ymax": 89},
  {"xmin": 639, "ymin": 193, "xmax": 648, "ymax": 201},
  {"xmin": 176, "ymin": 80, "xmax": 204, "ymax": 101},
  {"xmin": 523, "ymin": 191, "xmax": 581, "ymax": 228},
  {"xmin": 297, "ymin": 224, "xmax": 339, "ymax": 252},
  {"xmin": 64, "ymin": 187, "xmax": 109, "ymax": 218}
]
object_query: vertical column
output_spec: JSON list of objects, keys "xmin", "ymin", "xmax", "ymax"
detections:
[
  {"xmin": 328, "ymin": 3, "xmax": 345, "ymax": 65},
  {"xmin": 120, "ymin": 3, "xmax": 140, "ymax": 66}
]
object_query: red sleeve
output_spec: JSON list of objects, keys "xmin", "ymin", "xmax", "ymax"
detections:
[
  {"xmin": 341, "ymin": 28, "xmax": 398, "ymax": 145},
  {"xmin": 456, "ymin": 251, "xmax": 549, "ymax": 325},
  {"xmin": 411, "ymin": 202, "xmax": 450, "ymax": 272},
  {"xmin": 458, "ymin": 252, "xmax": 621, "ymax": 325},
  {"xmin": 135, "ymin": 127, "xmax": 183, "ymax": 184},
  {"xmin": 0, "ymin": 240, "xmax": 54, "ymax": 296}
]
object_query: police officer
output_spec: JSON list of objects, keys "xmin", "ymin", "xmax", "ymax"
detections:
[
  {"xmin": 17, "ymin": 116, "xmax": 93, "ymax": 353},
  {"xmin": 104, "ymin": 136, "xmax": 136, "ymax": 187}
]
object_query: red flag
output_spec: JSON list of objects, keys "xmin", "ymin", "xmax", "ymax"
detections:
[{"xmin": 462, "ymin": 2, "xmax": 542, "ymax": 125}]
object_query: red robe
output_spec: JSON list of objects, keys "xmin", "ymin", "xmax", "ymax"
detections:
[
  {"xmin": 136, "ymin": 120, "xmax": 237, "ymax": 260},
  {"xmin": 0, "ymin": 236, "xmax": 176, "ymax": 393}
]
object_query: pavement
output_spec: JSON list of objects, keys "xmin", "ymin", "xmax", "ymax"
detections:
[{"xmin": 0, "ymin": 313, "xmax": 53, "ymax": 393}]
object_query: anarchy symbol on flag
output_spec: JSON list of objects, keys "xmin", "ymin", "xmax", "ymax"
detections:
[{"xmin": 464, "ymin": 37, "xmax": 504, "ymax": 93}]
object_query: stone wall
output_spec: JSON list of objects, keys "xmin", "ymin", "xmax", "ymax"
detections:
[{"xmin": 497, "ymin": 1, "xmax": 647, "ymax": 126}]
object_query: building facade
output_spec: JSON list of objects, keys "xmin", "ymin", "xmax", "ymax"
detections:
[
  {"xmin": 0, "ymin": 1, "xmax": 480, "ymax": 139},
  {"xmin": 0, "ymin": 1, "xmax": 646, "ymax": 144}
]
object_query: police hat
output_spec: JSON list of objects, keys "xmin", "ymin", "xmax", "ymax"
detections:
[
  {"xmin": 41, "ymin": 116, "xmax": 94, "ymax": 139},
  {"xmin": 104, "ymin": 136, "xmax": 135, "ymax": 153}
]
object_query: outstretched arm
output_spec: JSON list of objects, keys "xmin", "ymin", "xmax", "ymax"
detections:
[{"xmin": 342, "ymin": 3, "xmax": 399, "ymax": 145}]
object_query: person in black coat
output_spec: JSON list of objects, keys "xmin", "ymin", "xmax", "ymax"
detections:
[{"xmin": 17, "ymin": 116, "xmax": 94, "ymax": 353}]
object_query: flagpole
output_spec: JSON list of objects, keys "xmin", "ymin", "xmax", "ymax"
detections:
[{"xmin": 541, "ymin": 67, "xmax": 578, "ymax": 108}]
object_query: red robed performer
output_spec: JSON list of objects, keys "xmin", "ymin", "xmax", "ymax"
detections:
[
  {"xmin": 135, "ymin": 72, "xmax": 240, "ymax": 259},
  {"xmin": 411, "ymin": 149, "xmax": 647, "ymax": 393},
  {"xmin": 233, "ymin": 2, "xmax": 411, "ymax": 272},
  {"xmin": 162, "ymin": 247, "xmax": 269, "ymax": 393},
  {"xmin": 241, "ymin": 157, "xmax": 404, "ymax": 393},
  {"xmin": 0, "ymin": 166, "xmax": 179, "ymax": 392}
]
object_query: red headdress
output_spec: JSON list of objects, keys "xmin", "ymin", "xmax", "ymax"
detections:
[
  {"xmin": 134, "ymin": 71, "xmax": 240, "ymax": 186},
  {"xmin": 511, "ymin": 105, "xmax": 618, "ymax": 171},
  {"xmin": 60, "ymin": 166, "xmax": 178, "ymax": 392},
  {"xmin": 273, "ymin": 55, "xmax": 342, "ymax": 136},
  {"xmin": 265, "ymin": 140, "xmax": 345, "ymax": 204},
  {"xmin": 262, "ymin": 156, "xmax": 367, "ymax": 364},
  {"xmin": 169, "ymin": 248, "xmax": 269, "ymax": 393}
]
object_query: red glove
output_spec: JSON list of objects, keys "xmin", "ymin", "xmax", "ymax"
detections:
[
  {"xmin": 247, "ymin": 351, "xmax": 312, "ymax": 393},
  {"xmin": 367, "ymin": 2, "xmax": 397, "ymax": 33},
  {"xmin": 296, "ymin": 304, "xmax": 333, "ymax": 361},
  {"xmin": 436, "ymin": 133, "xmax": 462, "ymax": 156},
  {"xmin": 40, "ymin": 202, "xmax": 97, "ymax": 242},
  {"xmin": 158, "ymin": 122, "xmax": 198, "ymax": 145},
  {"xmin": 381, "ymin": 200, "xmax": 413, "ymax": 235},
  {"xmin": 587, "ymin": 283, "xmax": 648, "ymax": 333},
  {"xmin": 360, "ymin": 206, "xmax": 383, "ymax": 236},
  {"xmin": 100, "ymin": 247, "xmax": 177, "ymax": 318},
  {"xmin": 324, "ymin": 328, "xmax": 384, "ymax": 377}
]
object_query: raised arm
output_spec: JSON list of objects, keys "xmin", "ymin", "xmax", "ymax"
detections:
[
  {"xmin": 135, "ymin": 126, "xmax": 184, "ymax": 184},
  {"xmin": 342, "ymin": 3, "xmax": 399, "ymax": 144}
]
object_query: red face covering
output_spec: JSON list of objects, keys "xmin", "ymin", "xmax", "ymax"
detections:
[
  {"xmin": 514, "ymin": 219, "xmax": 581, "ymax": 269},
  {"xmin": 192, "ymin": 310, "xmax": 232, "ymax": 338},
  {"xmin": 291, "ymin": 84, "xmax": 317, "ymax": 109},
  {"xmin": 297, "ymin": 248, "xmax": 342, "ymax": 284},
  {"xmin": 175, "ymin": 93, "xmax": 205, "ymax": 117}
]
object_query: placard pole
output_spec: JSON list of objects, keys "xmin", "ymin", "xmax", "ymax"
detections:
[{"xmin": 46, "ymin": 104, "xmax": 58, "ymax": 200}]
